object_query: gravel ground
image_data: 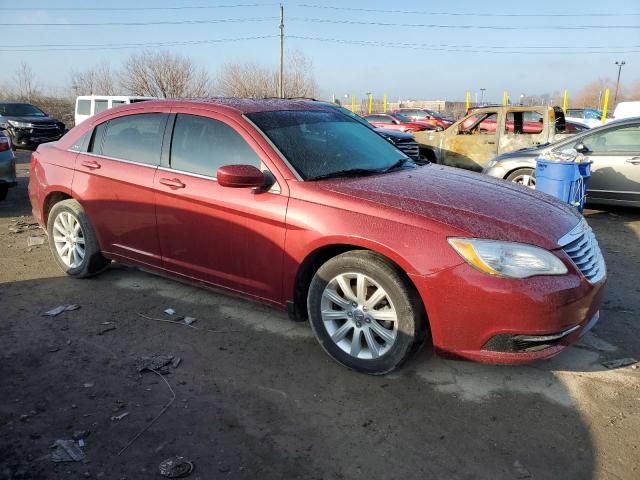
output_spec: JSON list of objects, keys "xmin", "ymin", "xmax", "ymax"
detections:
[{"xmin": 1, "ymin": 150, "xmax": 639, "ymax": 480}]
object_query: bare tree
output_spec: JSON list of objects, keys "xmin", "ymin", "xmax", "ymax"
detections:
[
  {"xmin": 216, "ymin": 50, "xmax": 317, "ymax": 98},
  {"xmin": 119, "ymin": 50, "xmax": 212, "ymax": 98},
  {"xmin": 15, "ymin": 62, "xmax": 39, "ymax": 101},
  {"xmin": 573, "ymin": 78, "xmax": 616, "ymax": 109},
  {"xmin": 216, "ymin": 62, "xmax": 276, "ymax": 98},
  {"xmin": 70, "ymin": 63, "xmax": 117, "ymax": 96}
]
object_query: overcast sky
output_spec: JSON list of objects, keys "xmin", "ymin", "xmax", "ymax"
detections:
[{"xmin": 2, "ymin": 0, "xmax": 639, "ymax": 103}]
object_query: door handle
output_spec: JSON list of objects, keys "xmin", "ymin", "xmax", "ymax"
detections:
[
  {"xmin": 159, "ymin": 177, "xmax": 186, "ymax": 189},
  {"xmin": 81, "ymin": 159, "xmax": 101, "ymax": 170},
  {"xmin": 626, "ymin": 157, "xmax": 640, "ymax": 165}
]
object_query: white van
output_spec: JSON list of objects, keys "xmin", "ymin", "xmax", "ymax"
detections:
[
  {"xmin": 74, "ymin": 95, "xmax": 155, "ymax": 125},
  {"xmin": 611, "ymin": 101, "xmax": 640, "ymax": 121}
]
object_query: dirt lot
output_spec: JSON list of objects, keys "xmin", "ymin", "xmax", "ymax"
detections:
[{"xmin": 1, "ymin": 150, "xmax": 639, "ymax": 479}]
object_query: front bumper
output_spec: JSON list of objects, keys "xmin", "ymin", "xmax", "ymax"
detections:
[
  {"xmin": 410, "ymin": 261, "xmax": 606, "ymax": 364},
  {"xmin": 9, "ymin": 127, "xmax": 64, "ymax": 147}
]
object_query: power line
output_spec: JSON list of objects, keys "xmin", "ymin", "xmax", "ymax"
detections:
[
  {"xmin": 6, "ymin": 17, "xmax": 277, "ymax": 27},
  {"xmin": 0, "ymin": 36, "xmax": 278, "ymax": 52},
  {"xmin": 291, "ymin": 17, "xmax": 640, "ymax": 30},
  {"xmin": 293, "ymin": 3, "xmax": 640, "ymax": 17},
  {"xmin": 287, "ymin": 35, "xmax": 640, "ymax": 54},
  {"xmin": 2, "ymin": 3, "xmax": 273, "ymax": 11}
]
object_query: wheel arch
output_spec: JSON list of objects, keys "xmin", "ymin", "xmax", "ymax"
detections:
[
  {"xmin": 503, "ymin": 164, "xmax": 536, "ymax": 181},
  {"xmin": 42, "ymin": 190, "xmax": 74, "ymax": 227},
  {"xmin": 289, "ymin": 243, "xmax": 427, "ymax": 327}
]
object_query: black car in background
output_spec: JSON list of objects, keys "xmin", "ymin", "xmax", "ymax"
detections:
[{"xmin": 0, "ymin": 102, "xmax": 66, "ymax": 149}]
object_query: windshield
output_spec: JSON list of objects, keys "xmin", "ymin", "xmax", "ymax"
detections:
[
  {"xmin": 392, "ymin": 113, "xmax": 412, "ymax": 122},
  {"xmin": 248, "ymin": 110, "xmax": 409, "ymax": 180},
  {"xmin": 0, "ymin": 103, "xmax": 46, "ymax": 117}
]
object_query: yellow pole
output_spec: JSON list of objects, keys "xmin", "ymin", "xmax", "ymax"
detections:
[
  {"xmin": 331, "ymin": 94, "xmax": 335, "ymax": 104},
  {"xmin": 503, "ymin": 91, "xmax": 508, "ymax": 106},
  {"xmin": 368, "ymin": 93, "xmax": 373, "ymax": 114},
  {"xmin": 465, "ymin": 91, "xmax": 470, "ymax": 111},
  {"xmin": 383, "ymin": 93, "xmax": 387, "ymax": 113},
  {"xmin": 351, "ymin": 95, "xmax": 355, "ymax": 113},
  {"xmin": 601, "ymin": 88, "xmax": 610, "ymax": 124},
  {"xmin": 562, "ymin": 89, "xmax": 568, "ymax": 114}
]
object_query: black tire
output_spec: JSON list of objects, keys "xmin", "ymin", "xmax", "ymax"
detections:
[
  {"xmin": 0, "ymin": 185, "xmax": 7, "ymax": 201},
  {"xmin": 47, "ymin": 199, "xmax": 109, "ymax": 278},
  {"xmin": 307, "ymin": 250, "xmax": 427, "ymax": 375},
  {"xmin": 506, "ymin": 168, "xmax": 536, "ymax": 188}
]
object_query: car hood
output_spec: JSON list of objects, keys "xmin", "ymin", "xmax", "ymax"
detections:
[
  {"xmin": 316, "ymin": 164, "xmax": 581, "ymax": 250},
  {"xmin": 1, "ymin": 115, "xmax": 59, "ymax": 125},
  {"xmin": 495, "ymin": 145, "xmax": 548, "ymax": 161},
  {"xmin": 375, "ymin": 128, "xmax": 414, "ymax": 140}
]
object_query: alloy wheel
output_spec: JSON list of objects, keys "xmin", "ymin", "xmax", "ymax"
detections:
[
  {"xmin": 513, "ymin": 173, "xmax": 536, "ymax": 189},
  {"xmin": 52, "ymin": 211, "xmax": 86, "ymax": 268},
  {"xmin": 320, "ymin": 272, "xmax": 398, "ymax": 360}
]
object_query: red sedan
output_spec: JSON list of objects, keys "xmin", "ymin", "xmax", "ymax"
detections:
[
  {"xmin": 362, "ymin": 113, "xmax": 434, "ymax": 133},
  {"xmin": 28, "ymin": 98, "xmax": 606, "ymax": 374}
]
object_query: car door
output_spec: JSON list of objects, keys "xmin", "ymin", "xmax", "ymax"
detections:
[
  {"xmin": 578, "ymin": 123, "xmax": 640, "ymax": 203},
  {"xmin": 73, "ymin": 112, "xmax": 168, "ymax": 266},
  {"xmin": 441, "ymin": 110, "xmax": 500, "ymax": 171},
  {"xmin": 154, "ymin": 111, "xmax": 288, "ymax": 303}
]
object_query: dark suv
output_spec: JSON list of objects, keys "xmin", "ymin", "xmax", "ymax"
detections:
[{"xmin": 0, "ymin": 102, "xmax": 66, "ymax": 149}]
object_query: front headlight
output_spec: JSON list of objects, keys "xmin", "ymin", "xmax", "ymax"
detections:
[
  {"xmin": 448, "ymin": 238, "xmax": 567, "ymax": 278},
  {"xmin": 484, "ymin": 159, "xmax": 498, "ymax": 170},
  {"xmin": 7, "ymin": 120, "xmax": 33, "ymax": 128}
]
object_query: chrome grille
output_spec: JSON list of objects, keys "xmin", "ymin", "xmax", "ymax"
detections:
[
  {"xmin": 558, "ymin": 219, "xmax": 606, "ymax": 283},
  {"xmin": 395, "ymin": 139, "xmax": 420, "ymax": 160}
]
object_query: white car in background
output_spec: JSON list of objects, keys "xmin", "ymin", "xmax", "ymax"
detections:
[{"xmin": 74, "ymin": 95, "xmax": 155, "ymax": 125}]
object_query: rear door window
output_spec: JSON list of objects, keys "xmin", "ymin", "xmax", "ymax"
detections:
[
  {"xmin": 170, "ymin": 114, "xmax": 261, "ymax": 177},
  {"xmin": 96, "ymin": 113, "xmax": 167, "ymax": 165},
  {"xmin": 505, "ymin": 111, "xmax": 544, "ymax": 134}
]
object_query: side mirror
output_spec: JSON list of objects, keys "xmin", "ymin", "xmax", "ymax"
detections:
[
  {"xmin": 217, "ymin": 164, "xmax": 266, "ymax": 188},
  {"xmin": 574, "ymin": 143, "xmax": 590, "ymax": 154},
  {"xmin": 435, "ymin": 125, "xmax": 445, "ymax": 132}
]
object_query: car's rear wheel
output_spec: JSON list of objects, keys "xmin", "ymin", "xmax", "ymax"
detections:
[
  {"xmin": 506, "ymin": 168, "xmax": 536, "ymax": 189},
  {"xmin": 307, "ymin": 251, "xmax": 426, "ymax": 375},
  {"xmin": 0, "ymin": 185, "xmax": 8, "ymax": 201},
  {"xmin": 47, "ymin": 199, "xmax": 109, "ymax": 278}
]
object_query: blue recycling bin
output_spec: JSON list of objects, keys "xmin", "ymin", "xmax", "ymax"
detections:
[{"xmin": 535, "ymin": 159, "xmax": 592, "ymax": 212}]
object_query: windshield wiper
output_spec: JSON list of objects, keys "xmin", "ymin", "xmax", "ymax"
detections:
[{"xmin": 308, "ymin": 168, "xmax": 383, "ymax": 181}]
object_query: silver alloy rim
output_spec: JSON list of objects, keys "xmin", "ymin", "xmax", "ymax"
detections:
[
  {"xmin": 52, "ymin": 211, "xmax": 86, "ymax": 268},
  {"xmin": 512, "ymin": 173, "xmax": 536, "ymax": 189},
  {"xmin": 320, "ymin": 272, "xmax": 398, "ymax": 360}
]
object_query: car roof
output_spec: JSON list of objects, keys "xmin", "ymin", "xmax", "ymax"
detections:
[{"xmin": 130, "ymin": 97, "xmax": 334, "ymax": 115}]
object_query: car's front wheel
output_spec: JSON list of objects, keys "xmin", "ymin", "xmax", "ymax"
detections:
[
  {"xmin": 506, "ymin": 168, "xmax": 536, "ymax": 189},
  {"xmin": 307, "ymin": 251, "xmax": 426, "ymax": 375},
  {"xmin": 47, "ymin": 199, "xmax": 109, "ymax": 278}
]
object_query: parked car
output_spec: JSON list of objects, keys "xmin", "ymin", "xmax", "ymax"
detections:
[
  {"xmin": 29, "ymin": 98, "xmax": 606, "ymax": 373},
  {"xmin": 0, "ymin": 102, "xmax": 65, "ymax": 149},
  {"xmin": 75, "ymin": 95, "xmax": 155, "ymax": 125},
  {"xmin": 362, "ymin": 113, "xmax": 434, "ymax": 133},
  {"xmin": 0, "ymin": 134, "xmax": 16, "ymax": 201},
  {"xmin": 394, "ymin": 108, "xmax": 453, "ymax": 129},
  {"xmin": 414, "ymin": 106, "xmax": 575, "ymax": 171},
  {"xmin": 484, "ymin": 117, "xmax": 640, "ymax": 206},
  {"xmin": 316, "ymin": 102, "xmax": 421, "ymax": 161},
  {"xmin": 566, "ymin": 108, "xmax": 602, "ymax": 128}
]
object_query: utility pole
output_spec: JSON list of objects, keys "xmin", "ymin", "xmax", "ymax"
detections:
[
  {"xmin": 480, "ymin": 88, "xmax": 486, "ymax": 105},
  {"xmin": 278, "ymin": 4, "xmax": 284, "ymax": 98},
  {"xmin": 614, "ymin": 60, "xmax": 625, "ymax": 105}
]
